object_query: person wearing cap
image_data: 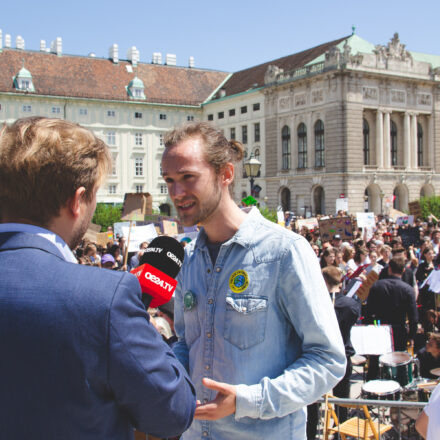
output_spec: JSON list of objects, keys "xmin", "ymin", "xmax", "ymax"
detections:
[
  {"xmin": 101, "ymin": 253, "xmax": 116, "ymax": 269},
  {"xmin": 332, "ymin": 234, "xmax": 342, "ymax": 250}
]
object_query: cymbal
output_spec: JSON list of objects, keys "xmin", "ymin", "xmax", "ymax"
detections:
[{"xmin": 430, "ymin": 368, "xmax": 440, "ymax": 377}]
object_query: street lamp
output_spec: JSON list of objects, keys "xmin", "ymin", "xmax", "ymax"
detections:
[
  {"xmin": 379, "ymin": 190, "xmax": 385, "ymax": 214},
  {"xmin": 244, "ymin": 154, "xmax": 261, "ymax": 195}
]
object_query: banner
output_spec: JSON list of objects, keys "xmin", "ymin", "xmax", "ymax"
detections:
[
  {"xmin": 114, "ymin": 221, "xmax": 132, "ymax": 238},
  {"xmin": 318, "ymin": 217, "xmax": 353, "ymax": 241},
  {"xmin": 296, "ymin": 217, "xmax": 319, "ymax": 230},
  {"xmin": 356, "ymin": 212, "xmax": 375, "ymax": 228},
  {"xmin": 121, "ymin": 224, "xmax": 158, "ymax": 252},
  {"xmin": 336, "ymin": 198, "xmax": 348, "ymax": 213}
]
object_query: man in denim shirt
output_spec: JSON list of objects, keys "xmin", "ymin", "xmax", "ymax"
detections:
[{"xmin": 162, "ymin": 122, "xmax": 346, "ymax": 439}]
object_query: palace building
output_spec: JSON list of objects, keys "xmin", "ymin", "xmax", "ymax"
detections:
[{"xmin": 0, "ymin": 30, "xmax": 439, "ymax": 215}]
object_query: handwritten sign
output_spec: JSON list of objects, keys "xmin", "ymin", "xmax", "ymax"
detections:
[
  {"xmin": 356, "ymin": 212, "xmax": 375, "ymax": 228},
  {"xmin": 318, "ymin": 217, "xmax": 353, "ymax": 241},
  {"xmin": 396, "ymin": 215, "xmax": 414, "ymax": 226}
]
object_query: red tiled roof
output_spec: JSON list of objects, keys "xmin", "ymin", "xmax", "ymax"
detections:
[
  {"xmin": 0, "ymin": 49, "xmax": 229, "ymax": 106},
  {"xmin": 221, "ymin": 36, "xmax": 349, "ymax": 97}
]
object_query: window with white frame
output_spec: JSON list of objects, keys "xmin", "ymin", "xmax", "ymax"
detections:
[
  {"xmin": 135, "ymin": 157, "xmax": 144, "ymax": 176},
  {"xmin": 160, "ymin": 184, "xmax": 168, "ymax": 194},
  {"xmin": 106, "ymin": 131, "xmax": 116, "ymax": 145},
  {"xmin": 187, "ymin": 115, "xmax": 194, "ymax": 121},
  {"xmin": 159, "ymin": 134, "xmax": 164, "ymax": 146},
  {"xmin": 111, "ymin": 153, "xmax": 118, "ymax": 176},
  {"xmin": 108, "ymin": 184, "xmax": 117, "ymax": 194},
  {"xmin": 22, "ymin": 105, "xmax": 31, "ymax": 113},
  {"xmin": 52, "ymin": 107, "xmax": 61, "ymax": 114},
  {"xmin": 135, "ymin": 133, "xmax": 143, "ymax": 146},
  {"xmin": 79, "ymin": 108, "xmax": 87, "ymax": 115},
  {"xmin": 159, "ymin": 114, "xmax": 167, "ymax": 120},
  {"xmin": 134, "ymin": 112, "xmax": 143, "ymax": 119},
  {"xmin": 135, "ymin": 185, "xmax": 143, "ymax": 193},
  {"xmin": 107, "ymin": 110, "xmax": 116, "ymax": 117}
]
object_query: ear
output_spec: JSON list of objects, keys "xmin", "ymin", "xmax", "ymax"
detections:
[
  {"xmin": 220, "ymin": 162, "xmax": 234, "ymax": 188},
  {"xmin": 66, "ymin": 187, "xmax": 86, "ymax": 218}
]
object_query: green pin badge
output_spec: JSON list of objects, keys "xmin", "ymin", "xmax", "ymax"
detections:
[{"xmin": 184, "ymin": 290, "xmax": 197, "ymax": 311}]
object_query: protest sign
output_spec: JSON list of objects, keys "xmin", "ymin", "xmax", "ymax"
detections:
[
  {"xmin": 121, "ymin": 193, "xmax": 153, "ymax": 221},
  {"xmin": 388, "ymin": 208, "xmax": 406, "ymax": 221},
  {"xmin": 96, "ymin": 232, "xmax": 111, "ymax": 247},
  {"xmin": 396, "ymin": 215, "xmax": 414, "ymax": 226},
  {"xmin": 318, "ymin": 217, "xmax": 353, "ymax": 241},
  {"xmin": 398, "ymin": 226, "xmax": 420, "ymax": 248},
  {"xmin": 296, "ymin": 217, "xmax": 319, "ymax": 230},
  {"xmin": 121, "ymin": 224, "xmax": 158, "ymax": 252},
  {"xmin": 114, "ymin": 221, "xmax": 132, "ymax": 238},
  {"xmin": 356, "ymin": 212, "xmax": 375, "ymax": 228},
  {"xmin": 162, "ymin": 219, "xmax": 179, "ymax": 236},
  {"xmin": 335, "ymin": 198, "xmax": 348, "ymax": 213},
  {"xmin": 408, "ymin": 201, "xmax": 422, "ymax": 219},
  {"xmin": 83, "ymin": 223, "xmax": 101, "ymax": 243}
]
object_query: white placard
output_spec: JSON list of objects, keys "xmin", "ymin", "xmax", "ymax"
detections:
[
  {"xmin": 351, "ymin": 325, "xmax": 393, "ymax": 355},
  {"xmin": 356, "ymin": 212, "xmax": 376, "ymax": 228},
  {"xmin": 114, "ymin": 221, "xmax": 131, "ymax": 238},
  {"xmin": 336, "ymin": 198, "xmax": 348, "ymax": 213},
  {"xmin": 122, "ymin": 224, "xmax": 158, "ymax": 252},
  {"xmin": 396, "ymin": 215, "xmax": 414, "ymax": 226}
]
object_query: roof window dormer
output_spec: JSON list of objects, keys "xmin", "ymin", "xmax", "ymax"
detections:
[
  {"xmin": 13, "ymin": 64, "xmax": 35, "ymax": 92},
  {"xmin": 127, "ymin": 76, "xmax": 145, "ymax": 100}
]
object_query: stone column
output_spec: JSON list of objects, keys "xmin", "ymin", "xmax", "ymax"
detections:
[
  {"xmin": 383, "ymin": 111, "xmax": 391, "ymax": 168},
  {"xmin": 376, "ymin": 109, "xmax": 383, "ymax": 168},
  {"xmin": 404, "ymin": 112, "xmax": 411, "ymax": 169},
  {"xmin": 428, "ymin": 114, "xmax": 434, "ymax": 169},
  {"xmin": 411, "ymin": 113, "xmax": 418, "ymax": 168}
]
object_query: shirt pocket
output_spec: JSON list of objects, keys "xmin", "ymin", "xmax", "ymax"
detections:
[
  {"xmin": 224, "ymin": 294, "xmax": 268, "ymax": 350},
  {"xmin": 183, "ymin": 307, "xmax": 201, "ymax": 346}
]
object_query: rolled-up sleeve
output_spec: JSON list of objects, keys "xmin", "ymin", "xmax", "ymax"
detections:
[
  {"xmin": 235, "ymin": 237, "xmax": 346, "ymax": 420},
  {"xmin": 107, "ymin": 273, "xmax": 196, "ymax": 437}
]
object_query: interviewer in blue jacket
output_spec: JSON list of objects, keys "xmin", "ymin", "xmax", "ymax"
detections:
[{"xmin": 0, "ymin": 117, "xmax": 196, "ymax": 440}]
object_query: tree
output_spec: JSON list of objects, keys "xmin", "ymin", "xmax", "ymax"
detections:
[
  {"xmin": 258, "ymin": 206, "xmax": 278, "ymax": 223},
  {"xmin": 92, "ymin": 203, "xmax": 123, "ymax": 231},
  {"xmin": 420, "ymin": 196, "xmax": 440, "ymax": 222}
]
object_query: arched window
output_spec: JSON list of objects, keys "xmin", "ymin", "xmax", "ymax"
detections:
[
  {"xmin": 254, "ymin": 148, "xmax": 260, "ymax": 161},
  {"xmin": 390, "ymin": 121, "xmax": 397, "ymax": 166},
  {"xmin": 298, "ymin": 123, "xmax": 307, "ymax": 168},
  {"xmin": 417, "ymin": 123, "xmax": 423, "ymax": 167},
  {"xmin": 363, "ymin": 119, "xmax": 370, "ymax": 165},
  {"xmin": 314, "ymin": 120, "xmax": 325, "ymax": 167},
  {"xmin": 281, "ymin": 126, "xmax": 291, "ymax": 170}
]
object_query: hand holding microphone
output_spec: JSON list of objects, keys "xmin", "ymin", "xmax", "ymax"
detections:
[{"xmin": 131, "ymin": 236, "xmax": 184, "ymax": 309}]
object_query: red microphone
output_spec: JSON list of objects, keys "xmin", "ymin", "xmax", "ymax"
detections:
[{"xmin": 131, "ymin": 263, "xmax": 177, "ymax": 308}]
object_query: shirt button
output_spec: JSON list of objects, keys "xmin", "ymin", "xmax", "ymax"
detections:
[
  {"xmin": 207, "ymin": 269, "xmax": 211, "ymax": 273},
  {"xmin": 205, "ymin": 365, "xmax": 210, "ymax": 370},
  {"xmin": 208, "ymin": 298, "xmax": 213, "ymax": 304},
  {"xmin": 203, "ymin": 432, "xmax": 208, "ymax": 437},
  {"xmin": 242, "ymin": 307, "xmax": 247, "ymax": 312},
  {"xmin": 215, "ymin": 267, "xmax": 221, "ymax": 272},
  {"xmin": 207, "ymin": 332, "xmax": 212, "ymax": 338}
]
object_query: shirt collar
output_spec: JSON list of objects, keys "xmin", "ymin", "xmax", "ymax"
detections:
[
  {"xmin": 195, "ymin": 207, "xmax": 261, "ymax": 251},
  {"xmin": 0, "ymin": 223, "xmax": 78, "ymax": 264}
]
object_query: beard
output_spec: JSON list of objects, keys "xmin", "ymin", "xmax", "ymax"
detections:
[
  {"xmin": 69, "ymin": 202, "xmax": 95, "ymax": 250},
  {"xmin": 176, "ymin": 179, "xmax": 222, "ymax": 227}
]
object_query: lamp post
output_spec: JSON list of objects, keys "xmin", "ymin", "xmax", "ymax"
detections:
[
  {"xmin": 244, "ymin": 154, "xmax": 261, "ymax": 196},
  {"xmin": 380, "ymin": 190, "xmax": 385, "ymax": 214}
]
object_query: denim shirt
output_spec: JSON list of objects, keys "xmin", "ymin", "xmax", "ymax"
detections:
[{"xmin": 173, "ymin": 208, "xmax": 346, "ymax": 440}]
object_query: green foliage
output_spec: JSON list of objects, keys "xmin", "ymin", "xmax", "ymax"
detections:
[
  {"xmin": 258, "ymin": 206, "xmax": 278, "ymax": 223},
  {"xmin": 420, "ymin": 196, "xmax": 440, "ymax": 221},
  {"xmin": 92, "ymin": 203, "xmax": 123, "ymax": 231}
]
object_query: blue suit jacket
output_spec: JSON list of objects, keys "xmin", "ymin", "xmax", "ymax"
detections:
[{"xmin": 0, "ymin": 232, "xmax": 196, "ymax": 439}]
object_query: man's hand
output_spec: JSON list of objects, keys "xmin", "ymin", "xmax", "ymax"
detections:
[{"xmin": 194, "ymin": 378, "xmax": 236, "ymax": 420}]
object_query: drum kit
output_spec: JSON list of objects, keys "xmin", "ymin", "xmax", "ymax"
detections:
[{"xmin": 360, "ymin": 351, "xmax": 439, "ymax": 438}]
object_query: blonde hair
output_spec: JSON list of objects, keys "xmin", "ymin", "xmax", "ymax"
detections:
[
  {"xmin": 164, "ymin": 122, "xmax": 244, "ymax": 194},
  {"xmin": 0, "ymin": 117, "xmax": 111, "ymax": 226}
]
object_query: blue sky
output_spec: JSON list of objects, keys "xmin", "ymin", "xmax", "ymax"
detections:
[{"xmin": 1, "ymin": 0, "xmax": 438, "ymax": 72}]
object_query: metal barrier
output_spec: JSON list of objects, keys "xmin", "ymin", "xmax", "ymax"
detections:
[{"xmin": 315, "ymin": 396, "xmax": 427, "ymax": 439}]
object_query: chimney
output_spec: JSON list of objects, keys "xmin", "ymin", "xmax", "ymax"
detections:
[
  {"xmin": 109, "ymin": 44, "xmax": 118, "ymax": 63},
  {"xmin": 16, "ymin": 35, "xmax": 25, "ymax": 50},
  {"xmin": 50, "ymin": 37, "xmax": 62, "ymax": 56},
  {"xmin": 5, "ymin": 34, "xmax": 11, "ymax": 48},
  {"xmin": 152, "ymin": 52, "xmax": 162, "ymax": 64},
  {"xmin": 165, "ymin": 53, "xmax": 176, "ymax": 66},
  {"xmin": 40, "ymin": 40, "xmax": 46, "ymax": 52},
  {"xmin": 188, "ymin": 56, "xmax": 195, "ymax": 68},
  {"xmin": 89, "ymin": 52, "xmax": 96, "ymax": 57},
  {"xmin": 127, "ymin": 46, "xmax": 140, "ymax": 66}
]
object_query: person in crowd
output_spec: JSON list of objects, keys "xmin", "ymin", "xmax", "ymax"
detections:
[
  {"xmin": 101, "ymin": 253, "xmax": 116, "ymax": 269},
  {"xmin": 108, "ymin": 243, "xmax": 124, "ymax": 269},
  {"xmin": 354, "ymin": 248, "xmax": 368, "ymax": 268},
  {"xmin": 365, "ymin": 256, "xmax": 418, "ymax": 380},
  {"xmin": 378, "ymin": 244, "xmax": 392, "ymax": 267},
  {"xmin": 416, "ymin": 381, "xmax": 440, "ymax": 439},
  {"xmin": 332, "ymin": 234, "xmax": 343, "ymax": 250},
  {"xmin": 311, "ymin": 243, "xmax": 320, "ymax": 258},
  {"xmin": 342, "ymin": 245, "xmax": 357, "ymax": 272},
  {"xmin": 320, "ymin": 247, "xmax": 337, "ymax": 268},
  {"xmin": 366, "ymin": 250, "xmax": 382, "ymax": 275},
  {"xmin": 431, "ymin": 229, "xmax": 440, "ymax": 255},
  {"xmin": 84, "ymin": 242, "xmax": 100, "ymax": 266},
  {"xmin": 0, "ymin": 117, "xmax": 196, "ymax": 439},
  {"xmin": 417, "ymin": 333, "xmax": 440, "ymax": 379},
  {"xmin": 417, "ymin": 246, "xmax": 436, "ymax": 285},
  {"xmin": 129, "ymin": 241, "xmax": 148, "ymax": 271},
  {"xmin": 161, "ymin": 121, "xmax": 345, "ymax": 440}
]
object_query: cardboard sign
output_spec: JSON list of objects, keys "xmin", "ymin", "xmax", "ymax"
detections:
[
  {"xmin": 296, "ymin": 218, "xmax": 319, "ymax": 230},
  {"xmin": 356, "ymin": 212, "xmax": 375, "ymax": 228},
  {"xmin": 121, "ymin": 224, "xmax": 158, "ymax": 252},
  {"xmin": 144, "ymin": 214, "xmax": 184, "ymax": 234},
  {"xmin": 396, "ymin": 215, "xmax": 414, "ymax": 226},
  {"xmin": 408, "ymin": 201, "xmax": 422, "ymax": 219},
  {"xmin": 336, "ymin": 198, "xmax": 348, "ymax": 213},
  {"xmin": 96, "ymin": 232, "xmax": 112, "ymax": 247},
  {"xmin": 121, "ymin": 193, "xmax": 153, "ymax": 221},
  {"xmin": 162, "ymin": 219, "xmax": 179, "ymax": 236},
  {"xmin": 398, "ymin": 226, "xmax": 420, "ymax": 248},
  {"xmin": 389, "ymin": 208, "xmax": 406, "ymax": 221},
  {"xmin": 318, "ymin": 217, "xmax": 353, "ymax": 241},
  {"xmin": 356, "ymin": 269, "xmax": 379, "ymax": 302}
]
